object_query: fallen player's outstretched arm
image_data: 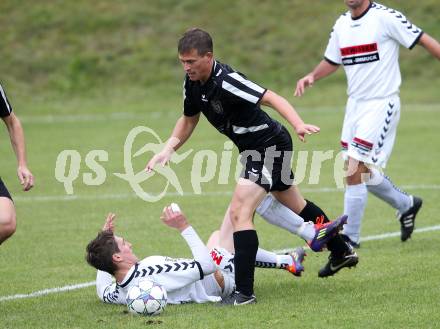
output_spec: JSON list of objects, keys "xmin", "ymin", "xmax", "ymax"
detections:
[{"xmin": 162, "ymin": 204, "xmax": 216, "ymax": 275}]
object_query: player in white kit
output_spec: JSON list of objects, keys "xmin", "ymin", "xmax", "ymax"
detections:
[
  {"xmin": 86, "ymin": 204, "xmax": 307, "ymax": 306},
  {"xmin": 295, "ymin": 0, "xmax": 440, "ymax": 251}
]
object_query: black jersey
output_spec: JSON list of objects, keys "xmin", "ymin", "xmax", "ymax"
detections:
[
  {"xmin": 183, "ymin": 61, "xmax": 282, "ymax": 152},
  {"xmin": 0, "ymin": 84, "xmax": 13, "ymax": 118}
]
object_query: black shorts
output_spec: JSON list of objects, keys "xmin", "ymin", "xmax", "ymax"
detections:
[
  {"xmin": 0, "ymin": 178, "xmax": 13, "ymax": 200},
  {"xmin": 240, "ymin": 127, "xmax": 294, "ymax": 192}
]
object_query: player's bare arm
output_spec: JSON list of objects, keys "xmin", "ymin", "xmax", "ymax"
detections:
[
  {"xmin": 261, "ymin": 90, "xmax": 320, "ymax": 142},
  {"xmin": 418, "ymin": 33, "xmax": 440, "ymax": 60},
  {"xmin": 294, "ymin": 60, "xmax": 340, "ymax": 97},
  {"xmin": 1, "ymin": 113, "xmax": 34, "ymax": 191},
  {"xmin": 145, "ymin": 114, "xmax": 200, "ymax": 172}
]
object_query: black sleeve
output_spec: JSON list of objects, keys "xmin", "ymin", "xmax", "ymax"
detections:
[
  {"xmin": 0, "ymin": 84, "xmax": 13, "ymax": 117},
  {"xmin": 183, "ymin": 77, "xmax": 200, "ymax": 117}
]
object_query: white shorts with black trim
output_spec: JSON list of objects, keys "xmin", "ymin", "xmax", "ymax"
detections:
[{"xmin": 341, "ymin": 94, "xmax": 400, "ymax": 168}]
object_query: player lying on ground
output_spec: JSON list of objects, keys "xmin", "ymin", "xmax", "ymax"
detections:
[{"xmin": 86, "ymin": 204, "xmax": 325, "ymax": 305}]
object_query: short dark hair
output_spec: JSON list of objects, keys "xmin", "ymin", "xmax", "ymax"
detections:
[
  {"xmin": 178, "ymin": 28, "xmax": 213, "ymax": 55},
  {"xmin": 86, "ymin": 230, "xmax": 120, "ymax": 275}
]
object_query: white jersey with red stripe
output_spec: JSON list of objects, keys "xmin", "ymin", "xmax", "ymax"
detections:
[{"xmin": 324, "ymin": 2, "xmax": 423, "ymax": 100}]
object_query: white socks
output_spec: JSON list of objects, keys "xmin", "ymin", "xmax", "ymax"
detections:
[
  {"xmin": 342, "ymin": 183, "xmax": 368, "ymax": 243},
  {"xmin": 256, "ymin": 194, "xmax": 315, "ymax": 241},
  {"xmin": 255, "ymin": 248, "xmax": 293, "ymax": 268},
  {"xmin": 367, "ymin": 168, "xmax": 411, "ymax": 214}
]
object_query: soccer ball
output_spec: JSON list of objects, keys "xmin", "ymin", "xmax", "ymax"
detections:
[{"xmin": 126, "ymin": 279, "xmax": 167, "ymax": 316}]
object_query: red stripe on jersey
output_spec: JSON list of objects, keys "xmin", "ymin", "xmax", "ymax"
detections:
[
  {"xmin": 341, "ymin": 141, "xmax": 348, "ymax": 149},
  {"xmin": 340, "ymin": 43, "xmax": 378, "ymax": 57},
  {"xmin": 353, "ymin": 137, "xmax": 373, "ymax": 149}
]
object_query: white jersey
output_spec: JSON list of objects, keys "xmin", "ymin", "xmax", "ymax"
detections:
[
  {"xmin": 324, "ymin": 2, "xmax": 423, "ymax": 100},
  {"xmin": 97, "ymin": 255, "xmax": 222, "ymax": 305},
  {"xmin": 94, "ymin": 226, "xmax": 235, "ymax": 305}
]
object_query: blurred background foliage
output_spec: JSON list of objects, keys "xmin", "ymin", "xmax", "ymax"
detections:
[{"xmin": 0, "ymin": 0, "xmax": 438, "ymax": 111}]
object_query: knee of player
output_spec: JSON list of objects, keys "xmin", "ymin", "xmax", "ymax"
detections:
[
  {"xmin": 346, "ymin": 170, "xmax": 364, "ymax": 185},
  {"xmin": 0, "ymin": 213, "xmax": 17, "ymax": 240},
  {"xmin": 346, "ymin": 160, "xmax": 370, "ymax": 183},
  {"xmin": 5, "ymin": 219, "xmax": 16, "ymax": 238},
  {"xmin": 366, "ymin": 167, "xmax": 384, "ymax": 186},
  {"xmin": 1, "ymin": 209, "xmax": 16, "ymax": 229}
]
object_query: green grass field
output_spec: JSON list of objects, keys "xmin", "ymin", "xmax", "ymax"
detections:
[
  {"xmin": 1, "ymin": 1, "xmax": 440, "ymax": 328},
  {"xmin": 1, "ymin": 100, "xmax": 439, "ymax": 329}
]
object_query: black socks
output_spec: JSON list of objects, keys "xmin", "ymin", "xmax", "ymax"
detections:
[
  {"xmin": 233, "ymin": 230, "xmax": 259, "ymax": 296},
  {"xmin": 299, "ymin": 200, "xmax": 349, "ymax": 257}
]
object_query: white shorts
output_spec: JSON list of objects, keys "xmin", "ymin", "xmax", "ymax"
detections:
[{"xmin": 341, "ymin": 94, "xmax": 400, "ymax": 168}]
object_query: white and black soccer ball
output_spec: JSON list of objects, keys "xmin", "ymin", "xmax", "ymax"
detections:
[{"xmin": 126, "ymin": 279, "xmax": 167, "ymax": 316}]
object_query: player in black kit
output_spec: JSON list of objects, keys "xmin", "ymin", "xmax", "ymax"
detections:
[{"xmin": 146, "ymin": 28, "xmax": 357, "ymax": 305}]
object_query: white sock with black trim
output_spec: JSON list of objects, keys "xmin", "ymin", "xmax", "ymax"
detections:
[
  {"xmin": 256, "ymin": 194, "xmax": 315, "ymax": 241},
  {"xmin": 255, "ymin": 248, "xmax": 292, "ymax": 269},
  {"xmin": 367, "ymin": 168, "xmax": 411, "ymax": 214},
  {"xmin": 342, "ymin": 183, "xmax": 368, "ymax": 243}
]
